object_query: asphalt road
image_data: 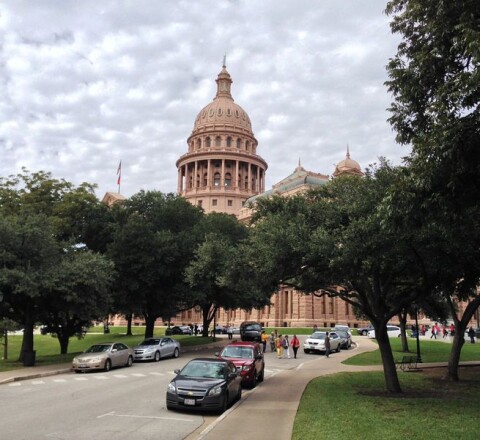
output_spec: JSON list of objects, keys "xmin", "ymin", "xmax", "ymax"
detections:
[{"xmin": 0, "ymin": 337, "xmax": 328, "ymax": 440}]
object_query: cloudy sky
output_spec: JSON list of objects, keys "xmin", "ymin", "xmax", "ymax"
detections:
[{"xmin": 0, "ymin": 0, "xmax": 408, "ymax": 198}]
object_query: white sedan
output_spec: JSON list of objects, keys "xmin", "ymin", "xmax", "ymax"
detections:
[
  {"xmin": 303, "ymin": 331, "xmax": 342, "ymax": 354},
  {"xmin": 367, "ymin": 325, "xmax": 401, "ymax": 339}
]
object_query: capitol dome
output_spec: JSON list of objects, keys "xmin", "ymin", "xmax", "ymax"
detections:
[
  {"xmin": 333, "ymin": 146, "xmax": 363, "ymax": 177},
  {"xmin": 192, "ymin": 65, "xmax": 253, "ymax": 136}
]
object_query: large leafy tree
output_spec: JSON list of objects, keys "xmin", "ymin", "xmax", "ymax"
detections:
[
  {"xmin": 385, "ymin": 0, "xmax": 480, "ymax": 380},
  {"xmin": 247, "ymin": 163, "xmax": 437, "ymax": 393},
  {"xmin": 42, "ymin": 249, "xmax": 115, "ymax": 354},
  {"xmin": 108, "ymin": 191, "xmax": 203, "ymax": 338}
]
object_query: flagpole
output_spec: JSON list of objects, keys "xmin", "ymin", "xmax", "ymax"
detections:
[{"xmin": 117, "ymin": 160, "xmax": 122, "ymax": 194}]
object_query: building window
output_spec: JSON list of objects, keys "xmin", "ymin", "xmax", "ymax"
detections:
[
  {"xmin": 245, "ymin": 141, "xmax": 250, "ymax": 152},
  {"xmin": 198, "ymin": 200, "xmax": 203, "ymax": 207},
  {"xmin": 206, "ymin": 137, "xmax": 211, "ymax": 148},
  {"xmin": 214, "ymin": 172, "xmax": 220, "ymax": 187},
  {"xmin": 212, "ymin": 199, "xmax": 217, "ymax": 206},
  {"xmin": 196, "ymin": 139, "xmax": 201, "ymax": 149},
  {"xmin": 225, "ymin": 172, "xmax": 232, "ymax": 187},
  {"xmin": 226, "ymin": 137, "xmax": 232, "ymax": 148},
  {"xmin": 236, "ymin": 138, "xmax": 241, "ymax": 148},
  {"xmin": 227, "ymin": 200, "xmax": 232, "ymax": 207},
  {"xmin": 215, "ymin": 136, "xmax": 221, "ymax": 147},
  {"xmin": 203, "ymin": 173, "xmax": 207, "ymax": 187}
]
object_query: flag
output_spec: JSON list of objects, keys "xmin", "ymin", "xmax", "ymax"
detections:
[{"xmin": 117, "ymin": 160, "xmax": 122, "ymax": 185}]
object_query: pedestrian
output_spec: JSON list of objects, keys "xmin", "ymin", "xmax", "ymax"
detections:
[
  {"xmin": 421, "ymin": 324, "xmax": 426, "ymax": 336},
  {"xmin": 430, "ymin": 322, "xmax": 438, "ymax": 339},
  {"xmin": 270, "ymin": 332, "xmax": 276, "ymax": 352},
  {"xmin": 276, "ymin": 334, "xmax": 283, "ymax": 358},
  {"xmin": 449, "ymin": 323, "xmax": 455, "ymax": 336},
  {"xmin": 291, "ymin": 334, "xmax": 300, "ymax": 359},
  {"xmin": 194, "ymin": 324, "xmax": 198, "ymax": 336},
  {"xmin": 325, "ymin": 332, "xmax": 331, "ymax": 358},
  {"xmin": 227, "ymin": 326, "xmax": 233, "ymax": 340},
  {"xmin": 468, "ymin": 326, "xmax": 476, "ymax": 343},
  {"xmin": 442, "ymin": 325, "xmax": 448, "ymax": 339},
  {"xmin": 313, "ymin": 323, "xmax": 318, "ymax": 332},
  {"xmin": 283, "ymin": 335, "xmax": 290, "ymax": 359},
  {"xmin": 261, "ymin": 330, "xmax": 268, "ymax": 352}
]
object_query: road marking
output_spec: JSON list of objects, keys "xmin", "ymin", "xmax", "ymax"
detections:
[
  {"xmin": 31, "ymin": 380, "xmax": 45, "ymax": 385},
  {"xmin": 149, "ymin": 372, "xmax": 164, "ymax": 376},
  {"xmin": 97, "ymin": 410, "xmax": 195, "ymax": 422},
  {"xmin": 53, "ymin": 379, "xmax": 67, "ymax": 383},
  {"xmin": 131, "ymin": 373, "xmax": 146, "ymax": 377},
  {"xmin": 93, "ymin": 375, "xmax": 109, "ymax": 380},
  {"xmin": 295, "ymin": 362, "xmax": 305, "ymax": 370},
  {"xmin": 74, "ymin": 377, "xmax": 88, "ymax": 381},
  {"xmin": 9, "ymin": 383, "xmax": 21, "ymax": 387},
  {"xmin": 113, "ymin": 374, "xmax": 127, "ymax": 378}
]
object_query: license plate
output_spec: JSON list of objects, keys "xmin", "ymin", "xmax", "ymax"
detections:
[
  {"xmin": 184, "ymin": 398, "xmax": 195, "ymax": 406},
  {"xmin": 79, "ymin": 364, "xmax": 87, "ymax": 368}
]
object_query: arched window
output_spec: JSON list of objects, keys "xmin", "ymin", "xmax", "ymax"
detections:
[
  {"xmin": 226, "ymin": 137, "xmax": 232, "ymax": 148},
  {"xmin": 215, "ymin": 136, "xmax": 221, "ymax": 147},
  {"xmin": 214, "ymin": 172, "xmax": 221, "ymax": 187},
  {"xmin": 203, "ymin": 173, "xmax": 208, "ymax": 188},
  {"xmin": 206, "ymin": 137, "xmax": 211, "ymax": 148},
  {"xmin": 245, "ymin": 141, "xmax": 250, "ymax": 152},
  {"xmin": 196, "ymin": 174, "xmax": 200, "ymax": 188},
  {"xmin": 236, "ymin": 138, "xmax": 241, "ymax": 149},
  {"xmin": 225, "ymin": 173, "xmax": 232, "ymax": 187},
  {"xmin": 244, "ymin": 176, "xmax": 248, "ymax": 190},
  {"xmin": 197, "ymin": 139, "xmax": 202, "ymax": 149}
]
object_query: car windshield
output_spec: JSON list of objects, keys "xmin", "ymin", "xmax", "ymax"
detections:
[
  {"xmin": 336, "ymin": 331, "xmax": 349, "ymax": 337},
  {"xmin": 85, "ymin": 344, "xmax": 111, "ymax": 353},
  {"xmin": 310, "ymin": 332, "xmax": 325, "ymax": 340},
  {"xmin": 140, "ymin": 339, "xmax": 161, "ymax": 346},
  {"xmin": 245, "ymin": 324, "xmax": 261, "ymax": 331},
  {"xmin": 181, "ymin": 362, "xmax": 226, "ymax": 379},
  {"xmin": 221, "ymin": 346, "xmax": 254, "ymax": 359}
]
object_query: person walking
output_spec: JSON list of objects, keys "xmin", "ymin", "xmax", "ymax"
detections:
[
  {"xmin": 261, "ymin": 330, "xmax": 268, "ymax": 352},
  {"xmin": 269, "ymin": 332, "xmax": 276, "ymax": 352},
  {"xmin": 468, "ymin": 326, "xmax": 476, "ymax": 343},
  {"xmin": 283, "ymin": 335, "xmax": 291, "ymax": 359},
  {"xmin": 442, "ymin": 325, "xmax": 448, "ymax": 339},
  {"xmin": 291, "ymin": 334, "xmax": 300, "ymax": 359},
  {"xmin": 227, "ymin": 326, "xmax": 233, "ymax": 340},
  {"xmin": 325, "ymin": 332, "xmax": 331, "ymax": 358},
  {"xmin": 276, "ymin": 334, "xmax": 284, "ymax": 359},
  {"xmin": 430, "ymin": 323, "xmax": 438, "ymax": 339}
]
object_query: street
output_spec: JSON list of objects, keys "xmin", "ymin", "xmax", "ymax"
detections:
[{"xmin": 0, "ymin": 337, "xmax": 324, "ymax": 440}]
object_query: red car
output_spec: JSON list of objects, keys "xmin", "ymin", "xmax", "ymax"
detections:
[{"xmin": 217, "ymin": 341, "xmax": 265, "ymax": 388}]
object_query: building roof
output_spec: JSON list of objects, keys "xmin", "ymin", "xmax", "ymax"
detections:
[{"xmin": 332, "ymin": 145, "xmax": 363, "ymax": 177}]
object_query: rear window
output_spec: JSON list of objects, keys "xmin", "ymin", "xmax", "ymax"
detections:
[{"xmin": 244, "ymin": 324, "xmax": 261, "ymax": 331}]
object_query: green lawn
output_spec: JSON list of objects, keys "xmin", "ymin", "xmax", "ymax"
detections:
[
  {"xmin": 293, "ymin": 337, "xmax": 480, "ymax": 440},
  {"xmin": 0, "ymin": 326, "xmax": 218, "ymax": 372}
]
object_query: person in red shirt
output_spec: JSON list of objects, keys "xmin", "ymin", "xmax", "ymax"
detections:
[{"xmin": 291, "ymin": 334, "xmax": 300, "ymax": 359}]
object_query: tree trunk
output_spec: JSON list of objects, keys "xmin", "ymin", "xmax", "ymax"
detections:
[
  {"xmin": 144, "ymin": 315, "xmax": 156, "ymax": 338},
  {"xmin": 202, "ymin": 303, "xmax": 215, "ymax": 337},
  {"xmin": 19, "ymin": 304, "xmax": 35, "ymax": 363},
  {"xmin": 398, "ymin": 311, "xmax": 410, "ymax": 353},
  {"xmin": 125, "ymin": 313, "xmax": 133, "ymax": 336},
  {"xmin": 57, "ymin": 330, "xmax": 69, "ymax": 355},
  {"xmin": 376, "ymin": 324, "xmax": 402, "ymax": 393}
]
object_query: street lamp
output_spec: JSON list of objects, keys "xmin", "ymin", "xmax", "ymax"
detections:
[{"xmin": 414, "ymin": 304, "xmax": 422, "ymax": 363}]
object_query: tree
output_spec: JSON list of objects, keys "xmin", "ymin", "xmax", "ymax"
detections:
[
  {"xmin": 247, "ymin": 163, "xmax": 437, "ymax": 393},
  {"xmin": 41, "ymin": 249, "xmax": 115, "ymax": 354},
  {"xmin": 108, "ymin": 191, "xmax": 203, "ymax": 338},
  {"xmin": 385, "ymin": 0, "xmax": 480, "ymax": 380}
]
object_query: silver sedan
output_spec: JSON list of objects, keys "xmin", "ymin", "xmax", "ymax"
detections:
[
  {"xmin": 72, "ymin": 342, "xmax": 134, "ymax": 372},
  {"xmin": 133, "ymin": 337, "xmax": 181, "ymax": 362}
]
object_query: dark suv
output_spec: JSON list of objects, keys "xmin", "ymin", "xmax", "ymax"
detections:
[{"xmin": 240, "ymin": 321, "xmax": 262, "ymax": 342}]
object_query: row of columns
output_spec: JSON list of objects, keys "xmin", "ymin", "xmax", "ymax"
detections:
[{"xmin": 178, "ymin": 158, "xmax": 265, "ymax": 193}]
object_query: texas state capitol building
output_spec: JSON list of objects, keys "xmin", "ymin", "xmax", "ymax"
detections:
[{"xmin": 172, "ymin": 63, "xmax": 365, "ymax": 329}]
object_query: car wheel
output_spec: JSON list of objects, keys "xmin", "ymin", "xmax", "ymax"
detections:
[
  {"xmin": 336, "ymin": 344, "xmax": 341, "ymax": 353},
  {"xmin": 172, "ymin": 347, "xmax": 179, "ymax": 358},
  {"xmin": 220, "ymin": 393, "xmax": 229, "ymax": 414},
  {"xmin": 236, "ymin": 386, "xmax": 242, "ymax": 402},
  {"xmin": 126, "ymin": 356, "xmax": 133, "ymax": 367},
  {"xmin": 258, "ymin": 366, "xmax": 265, "ymax": 382},
  {"xmin": 104, "ymin": 359, "xmax": 111, "ymax": 372},
  {"xmin": 304, "ymin": 349, "xmax": 310, "ymax": 354},
  {"xmin": 154, "ymin": 351, "xmax": 161, "ymax": 362}
]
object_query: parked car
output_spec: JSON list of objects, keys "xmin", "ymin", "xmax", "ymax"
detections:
[
  {"xmin": 217, "ymin": 341, "xmax": 265, "ymax": 388},
  {"xmin": 240, "ymin": 321, "xmax": 262, "ymax": 342},
  {"xmin": 357, "ymin": 324, "xmax": 374, "ymax": 336},
  {"xmin": 333, "ymin": 324, "xmax": 352, "ymax": 335},
  {"xmin": 166, "ymin": 325, "xmax": 193, "ymax": 336},
  {"xmin": 133, "ymin": 337, "xmax": 180, "ymax": 362},
  {"xmin": 228, "ymin": 327, "xmax": 240, "ymax": 335},
  {"xmin": 335, "ymin": 329, "xmax": 352, "ymax": 349},
  {"xmin": 367, "ymin": 325, "xmax": 401, "ymax": 339},
  {"xmin": 303, "ymin": 331, "xmax": 341, "ymax": 354},
  {"xmin": 72, "ymin": 342, "xmax": 134, "ymax": 373},
  {"xmin": 166, "ymin": 358, "xmax": 242, "ymax": 413},
  {"xmin": 214, "ymin": 325, "xmax": 228, "ymax": 334}
]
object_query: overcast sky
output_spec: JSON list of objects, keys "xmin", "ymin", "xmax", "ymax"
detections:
[{"xmin": 0, "ymin": 0, "xmax": 408, "ymax": 198}]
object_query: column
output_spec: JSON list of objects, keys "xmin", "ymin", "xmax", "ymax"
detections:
[
  {"xmin": 194, "ymin": 161, "xmax": 198, "ymax": 189},
  {"xmin": 221, "ymin": 159, "xmax": 225, "ymax": 187},
  {"xmin": 248, "ymin": 163, "xmax": 251, "ymax": 190},
  {"xmin": 235, "ymin": 160, "xmax": 239, "ymax": 190},
  {"xmin": 207, "ymin": 159, "xmax": 211, "ymax": 189},
  {"xmin": 256, "ymin": 166, "xmax": 260, "ymax": 192},
  {"xmin": 177, "ymin": 167, "xmax": 182, "ymax": 193}
]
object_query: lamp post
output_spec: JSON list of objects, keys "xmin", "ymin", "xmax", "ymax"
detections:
[{"xmin": 414, "ymin": 304, "xmax": 422, "ymax": 363}]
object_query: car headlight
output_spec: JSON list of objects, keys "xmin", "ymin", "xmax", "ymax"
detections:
[
  {"xmin": 167, "ymin": 382, "xmax": 176, "ymax": 393},
  {"xmin": 241, "ymin": 365, "xmax": 252, "ymax": 371},
  {"xmin": 73, "ymin": 357, "xmax": 78, "ymax": 363},
  {"xmin": 208, "ymin": 385, "xmax": 223, "ymax": 396}
]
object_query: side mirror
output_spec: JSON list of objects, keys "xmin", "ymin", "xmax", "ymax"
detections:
[
  {"xmin": 111, "ymin": 348, "xmax": 117, "ymax": 352},
  {"xmin": 228, "ymin": 372, "xmax": 238, "ymax": 379},
  {"xmin": 174, "ymin": 369, "xmax": 180, "ymax": 375},
  {"xmin": 214, "ymin": 352, "xmax": 220, "ymax": 357}
]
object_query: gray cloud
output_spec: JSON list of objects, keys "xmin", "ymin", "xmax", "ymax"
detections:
[{"xmin": 0, "ymin": 0, "xmax": 405, "ymax": 197}]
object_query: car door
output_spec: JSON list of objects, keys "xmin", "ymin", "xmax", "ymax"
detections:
[
  {"xmin": 161, "ymin": 338, "xmax": 174, "ymax": 357},
  {"xmin": 112, "ymin": 343, "xmax": 127, "ymax": 366},
  {"xmin": 329, "ymin": 332, "xmax": 340, "ymax": 350},
  {"xmin": 226, "ymin": 362, "xmax": 240, "ymax": 401}
]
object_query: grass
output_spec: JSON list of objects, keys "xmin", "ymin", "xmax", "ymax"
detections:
[
  {"xmin": 292, "ymin": 366, "xmax": 480, "ymax": 440},
  {"xmin": 0, "ymin": 326, "xmax": 218, "ymax": 372},
  {"xmin": 293, "ymin": 336, "xmax": 480, "ymax": 439}
]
